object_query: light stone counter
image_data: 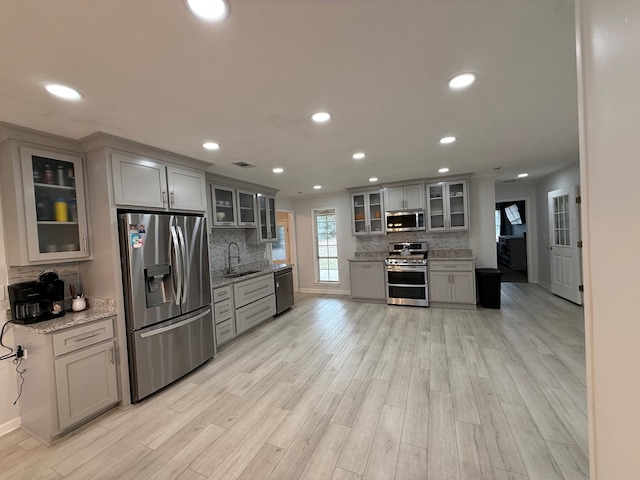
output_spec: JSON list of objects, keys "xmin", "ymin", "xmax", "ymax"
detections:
[
  {"xmin": 12, "ymin": 298, "xmax": 117, "ymax": 334},
  {"xmin": 348, "ymin": 251, "xmax": 387, "ymax": 262},
  {"xmin": 211, "ymin": 264, "xmax": 294, "ymax": 289}
]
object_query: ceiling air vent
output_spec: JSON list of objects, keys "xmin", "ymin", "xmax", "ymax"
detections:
[{"xmin": 233, "ymin": 161, "xmax": 256, "ymax": 168}]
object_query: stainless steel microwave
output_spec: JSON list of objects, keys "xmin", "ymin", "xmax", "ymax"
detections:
[{"xmin": 385, "ymin": 211, "xmax": 425, "ymax": 232}]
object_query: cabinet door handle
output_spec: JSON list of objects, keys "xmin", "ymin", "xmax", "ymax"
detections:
[
  {"xmin": 109, "ymin": 346, "xmax": 115, "ymax": 364},
  {"xmin": 170, "ymin": 191, "xmax": 175, "ymax": 207},
  {"xmin": 162, "ymin": 191, "xmax": 167, "ymax": 206},
  {"xmin": 83, "ymin": 236, "xmax": 88, "ymax": 253},
  {"xmin": 248, "ymin": 305, "xmax": 271, "ymax": 320},
  {"xmin": 73, "ymin": 331, "xmax": 101, "ymax": 342}
]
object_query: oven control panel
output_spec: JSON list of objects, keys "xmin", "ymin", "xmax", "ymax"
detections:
[{"xmin": 385, "ymin": 258, "xmax": 427, "ymax": 265}]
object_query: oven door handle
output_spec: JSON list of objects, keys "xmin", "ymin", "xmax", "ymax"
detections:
[{"xmin": 386, "ymin": 266, "xmax": 428, "ymax": 272}]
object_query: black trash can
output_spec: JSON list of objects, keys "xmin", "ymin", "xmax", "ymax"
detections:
[{"xmin": 476, "ymin": 268, "xmax": 502, "ymax": 309}]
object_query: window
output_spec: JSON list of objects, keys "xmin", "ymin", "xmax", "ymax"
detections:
[
  {"xmin": 504, "ymin": 203, "xmax": 523, "ymax": 225},
  {"xmin": 314, "ymin": 208, "xmax": 339, "ymax": 282},
  {"xmin": 495, "ymin": 209, "xmax": 501, "ymax": 242}
]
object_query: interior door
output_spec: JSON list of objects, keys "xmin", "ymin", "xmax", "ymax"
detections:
[
  {"xmin": 273, "ymin": 211, "xmax": 291, "ymax": 265},
  {"xmin": 548, "ymin": 186, "xmax": 583, "ymax": 304}
]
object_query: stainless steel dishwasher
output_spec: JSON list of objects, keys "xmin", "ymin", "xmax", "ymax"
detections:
[{"xmin": 274, "ymin": 266, "xmax": 294, "ymax": 314}]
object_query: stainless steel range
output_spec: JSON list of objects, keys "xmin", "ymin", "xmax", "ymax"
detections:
[{"xmin": 385, "ymin": 242, "xmax": 429, "ymax": 306}]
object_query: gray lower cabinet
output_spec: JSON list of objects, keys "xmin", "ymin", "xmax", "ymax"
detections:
[
  {"xmin": 428, "ymin": 260, "xmax": 476, "ymax": 308},
  {"xmin": 13, "ymin": 317, "xmax": 119, "ymax": 444},
  {"xmin": 234, "ymin": 274, "xmax": 276, "ymax": 335},
  {"xmin": 349, "ymin": 261, "xmax": 386, "ymax": 302},
  {"xmin": 213, "ymin": 284, "xmax": 236, "ymax": 347},
  {"xmin": 213, "ymin": 274, "xmax": 276, "ymax": 346}
]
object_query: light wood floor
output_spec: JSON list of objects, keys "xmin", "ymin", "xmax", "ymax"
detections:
[{"xmin": 0, "ymin": 283, "xmax": 588, "ymax": 480}]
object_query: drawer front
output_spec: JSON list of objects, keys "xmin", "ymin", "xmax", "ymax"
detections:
[
  {"xmin": 429, "ymin": 260, "xmax": 474, "ymax": 272},
  {"xmin": 215, "ymin": 319, "xmax": 236, "ymax": 346},
  {"xmin": 236, "ymin": 294, "xmax": 276, "ymax": 335},
  {"xmin": 53, "ymin": 318, "xmax": 115, "ymax": 357},
  {"xmin": 214, "ymin": 298, "xmax": 234, "ymax": 324},
  {"xmin": 213, "ymin": 285, "xmax": 232, "ymax": 303},
  {"xmin": 234, "ymin": 274, "xmax": 275, "ymax": 308}
]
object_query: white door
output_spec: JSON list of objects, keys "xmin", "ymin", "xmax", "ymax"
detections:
[{"xmin": 548, "ymin": 186, "xmax": 583, "ymax": 305}]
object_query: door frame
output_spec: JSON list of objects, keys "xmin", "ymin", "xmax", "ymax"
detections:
[
  {"xmin": 275, "ymin": 209, "xmax": 298, "ymax": 293},
  {"xmin": 494, "ymin": 196, "xmax": 537, "ymax": 284}
]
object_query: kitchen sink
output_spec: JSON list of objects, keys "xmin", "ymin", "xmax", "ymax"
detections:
[{"xmin": 224, "ymin": 270, "xmax": 262, "ymax": 279}]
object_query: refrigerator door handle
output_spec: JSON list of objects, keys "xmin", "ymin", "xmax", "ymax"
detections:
[
  {"xmin": 177, "ymin": 225, "xmax": 188, "ymax": 305},
  {"xmin": 170, "ymin": 225, "xmax": 182, "ymax": 306},
  {"xmin": 139, "ymin": 309, "xmax": 211, "ymax": 338}
]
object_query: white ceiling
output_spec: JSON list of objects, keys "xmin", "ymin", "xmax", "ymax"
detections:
[{"xmin": 0, "ymin": 0, "xmax": 578, "ymax": 198}]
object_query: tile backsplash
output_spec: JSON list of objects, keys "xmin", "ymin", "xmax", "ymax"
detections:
[
  {"xmin": 355, "ymin": 231, "xmax": 470, "ymax": 252},
  {"xmin": 7, "ymin": 262, "xmax": 81, "ymax": 292},
  {"xmin": 209, "ymin": 228, "xmax": 269, "ymax": 275}
]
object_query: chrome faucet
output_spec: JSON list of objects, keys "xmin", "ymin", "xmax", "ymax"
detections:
[{"xmin": 227, "ymin": 242, "xmax": 240, "ymax": 274}]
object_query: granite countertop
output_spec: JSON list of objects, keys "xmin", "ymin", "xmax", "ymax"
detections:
[
  {"xmin": 12, "ymin": 298, "xmax": 117, "ymax": 334},
  {"xmin": 348, "ymin": 251, "xmax": 387, "ymax": 262},
  {"xmin": 427, "ymin": 249, "xmax": 475, "ymax": 261},
  {"xmin": 211, "ymin": 264, "xmax": 294, "ymax": 289}
]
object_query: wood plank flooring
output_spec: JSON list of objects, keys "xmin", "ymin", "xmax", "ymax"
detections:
[{"xmin": 0, "ymin": 283, "xmax": 588, "ymax": 479}]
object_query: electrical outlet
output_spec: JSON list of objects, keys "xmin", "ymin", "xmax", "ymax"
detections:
[{"xmin": 22, "ymin": 349, "xmax": 27, "ymax": 360}]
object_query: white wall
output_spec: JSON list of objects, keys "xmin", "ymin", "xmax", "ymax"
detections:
[
  {"xmin": 496, "ymin": 180, "xmax": 538, "ymax": 283},
  {"xmin": 534, "ymin": 162, "xmax": 580, "ymax": 288},
  {"xmin": 0, "ymin": 185, "xmax": 20, "ymax": 433},
  {"xmin": 276, "ymin": 196, "xmax": 295, "ymax": 211},
  {"xmin": 578, "ymin": 1, "xmax": 640, "ymax": 477},
  {"xmin": 293, "ymin": 192, "xmax": 355, "ymax": 294},
  {"xmin": 469, "ymin": 176, "xmax": 498, "ymax": 268}
]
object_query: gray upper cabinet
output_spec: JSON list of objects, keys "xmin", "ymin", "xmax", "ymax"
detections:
[
  {"xmin": 384, "ymin": 184, "xmax": 425, "ymax": 211},
  {"xmin": 0, "ymin": 143, "xmax": 90, "ymax": 265},
  {"xmin": 351, "ymin": 190, "xmax": 384, "ymax": 235},
  {"xmin": 166, "ymin": 166, "xmax": 208, "ymax": 212},
  {"xmin": 111, "ymin": 152, "xmax": 206, "ymax": 212},
  {"xmin": 211, "ymin": 184, "xmax": 238, "ymax": 226},
  {"xmin": 426, "ymin": 179, "xmax": 469, "ymax": 231},
  {"xmin": 210, "ymin": 185, "xmax": 258, "ymax": 228},
  {"xmin": 248, "ymin": 193, "xmax": 277, "ymax": 243},
  {"xmin": 236, "ymin": 189, "xmax": 257, "ymax": 227}
]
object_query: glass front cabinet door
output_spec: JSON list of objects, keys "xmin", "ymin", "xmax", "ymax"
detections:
[
  {"xmin": 20, "ymin": 147, "xmax": 90, "ymax": 262},
  {"xmin": 426, "ymin": 180, "xmax": 469, "ymax": 232},
  {"xmin": 351, "ymin": 190, "xmax": 384, "ymax": 235},
  {"xmin": 211, "ymin": 184, "xmax": 237, "ymax": 226}
]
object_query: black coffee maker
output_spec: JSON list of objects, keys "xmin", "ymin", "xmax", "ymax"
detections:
[{"xmin": 8, "ymin": 271, "xmax": 65, "ymax": 324}]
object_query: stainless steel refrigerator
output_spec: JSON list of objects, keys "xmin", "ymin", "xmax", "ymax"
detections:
[{"xmin": 119, "ymin": 213, "xmax": 213, "ymax": 402}]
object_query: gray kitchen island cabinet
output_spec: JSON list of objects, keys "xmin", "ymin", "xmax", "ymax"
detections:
[
  {"xmin": 349, "ymin": 261, "xmax": 386, "ymax": 303},
  {"xmin": 13, "ymin": 317, "xmax": 119, "ymax": 445}
]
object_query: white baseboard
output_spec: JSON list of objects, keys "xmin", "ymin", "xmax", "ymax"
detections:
[
  {"xmin": 299, "ymin": 288, "xmax": 350, "ymax": 296},
  {"xmin": 537, "ymin": 280, "xmax": 551, "ymax": 291},
  {"xmin": 0, "ymin": 417, "xmax": 20, "ymax": 437}
]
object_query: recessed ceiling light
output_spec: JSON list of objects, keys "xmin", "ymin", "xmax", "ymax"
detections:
[
  {"xmin": 272, "ymin": 168, "xmax": 284, "ymax": 174},
  {"xmin": 352, "ymin": 152, "xmax": 366, "ymax": 160},
  {"xmin": 202, "ymin": 142, "xmax": 220, "ymax": 150},
  {"xmin": 44, "ymin": 84, "xmax": 82, "ymax": 101},
  {"xmin": 518, "ymin": 173, "xmax": 529, "ymax": 178},
  {"xmin": 313, "ymin": 185, "xmax": 322, "ymax": 190},
  {"xmin": 448, "ymin": 72, "xmax": 477, "ymax": 89},
  {"xmin": 438, "ymin": 168, "xmax": 450, "ymax": 173},
  {"xmin": 185, "ymin": 0, "xmax": 229, "ymax": 21},
  {"xmin": 311, "ymin": 112, "xmax": 331, "ymax": 123},
  {"xmin": 439, "ymin": 136, "xmax": 457, "ymax": 144},
  {"xmin": 369, "ymin": 177, "xmax": 378, "ymax": 182}
]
